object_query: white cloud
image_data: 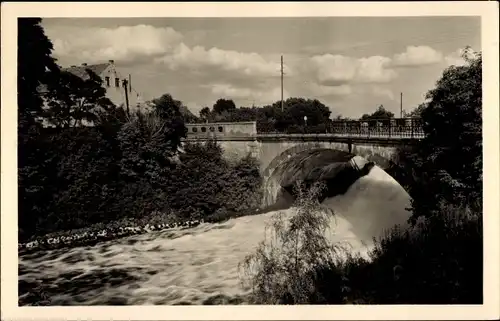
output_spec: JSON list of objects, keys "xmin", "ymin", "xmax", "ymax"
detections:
[
  {"xmin": 157, "ymin": 43, "xmax": 290, "ymax": 78},
  {"xmin": 47, "ymin": 24, "xmax": 183, "ymax": 64},
  {"xmin": 209, "ymin": 83, "xmax": 288, "ymax": 105},
  {"xmin": 393, "ymin": 46, "xmax": 443, "ymax": 67},
  {"xmin": 308, "ymin": 54, "xmax": 397, "ymax": 85},
  {"xmin": 308, "ymin": 83, "xmax": 352, "ymax": 97},
  {"xmin": 370, "ymin": 86, "xmax": 395, "ymax": 100}
]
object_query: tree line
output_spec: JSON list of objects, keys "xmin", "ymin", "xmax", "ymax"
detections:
[{"xmin": 192, "ymin": 98, "xmax": 409, "ymax": 133}]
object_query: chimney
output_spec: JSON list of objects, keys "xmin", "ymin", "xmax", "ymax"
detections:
[
  {"xmin": 82, "ymin": 63, "xmax": 87, "ymax": 66},
  {"xmin": 109, "ymin": 60, "xmax": 115, "ymax": 64}
]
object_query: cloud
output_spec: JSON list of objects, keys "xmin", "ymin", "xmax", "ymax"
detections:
[
  {"xmin": 209, "ymin": 83, "xmax": 288, "ymax": 105},
  {"xmin": 156, "ymin": 43, "xmax": 290, "ymax": 79},
  {"xmin": 300, "ymin": 41, "xmax": 373, "ymax": 55},
  {"xmin": 308, "ymin": 83, "xmax": 352, "ymax": 97},
  {"xmin": 47, "ymin": 24, "xmax": 183, "ymax": 64},
  {"xmin": 393, "ymin": 46, "xmax": 443, "ymax": 67},
  {"xmin": 308, "ymin": 54, "xmax": 397, "ymax": 85},
  {"xmin": 370, "ymin": 86, "xmax": 395, "ymax": 100}
]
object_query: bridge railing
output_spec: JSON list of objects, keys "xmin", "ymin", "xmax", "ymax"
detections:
[{"xmin": 257, "ymin": 118, "xmax": 425, "ymax": 139}]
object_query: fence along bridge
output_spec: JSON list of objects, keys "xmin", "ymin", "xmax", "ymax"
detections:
[
  {"xmin": 185, "ymin": 118, "xmax": 425, "ymax": 142},
  {"xmin": 183, "ymin": 118, "xmax": 424, "ymax": 174}
]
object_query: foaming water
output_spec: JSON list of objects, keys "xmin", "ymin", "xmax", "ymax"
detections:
[{"xmin": 19, "ymin": 157, "xmax": 411, "ymax": 306}]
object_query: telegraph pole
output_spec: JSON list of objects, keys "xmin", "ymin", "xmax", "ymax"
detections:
[
  {"xmin": 123, "ymin": 79, "xmax": 130, "ymax": 116},
  {"xmin": 400, "ymin": 92, "xmax": 403, "ymax": 118},
  {"xmin": 281, "ymin": 55, "xmax": 284, "ymax": 112}
]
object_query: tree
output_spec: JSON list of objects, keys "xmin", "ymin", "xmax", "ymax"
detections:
[
  {"xmin": 17, "ymin": 18, "xmax": 60, "ymax": 240},
  {"xmin": 407, "ymin": 103, "xmax": 427, "ymax": 118},
  {"xmin": 199, "ymin": 107, "xmax": 211, "ymax": 122},
  {"xmin": 18, "ymin": 18, "xmax": 59, "ymax": 131},
  {"xmin": 361, "ymin": 105, "xmax": 395, "ymax": 120},
  {"xmin": 147, "ymin": 93, "xmax": 188, "ymax": 155},
  {"xmin": 404, "ymin": 47, "xmax": 482, "ymax": 220},
  {"xmin": 43, "ymin": 69, "xmax": 115, "ymax": 128},
  {"xmin": 213, "ymin": 98, "xmax": 236, "ymax": 114}
]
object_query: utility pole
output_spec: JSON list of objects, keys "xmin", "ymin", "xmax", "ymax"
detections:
[
  {"xmin": 281, "ymin": 55, "xmax": 284, "ymax": 112},
  {"xmin": 400, "ymin": 92, "xmax": 403, "ymax": 118},
  {"xmin": 128, "ymin": 74, "xmax": 132, "ymax": 93},
  {"xmin": 123, "ymin": 79, "xmax": 130, "ymax": 116}
]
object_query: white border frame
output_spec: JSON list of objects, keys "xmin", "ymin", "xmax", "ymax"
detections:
[{"xmin": 2, "ymin": 2, "xmax": 499, "ymax": 320}]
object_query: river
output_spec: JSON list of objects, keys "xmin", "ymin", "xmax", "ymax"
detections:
[{"xmin": 18, "ymin": 157, "xmax": 412, "ymax": 305}]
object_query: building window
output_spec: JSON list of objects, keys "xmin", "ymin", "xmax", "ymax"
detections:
[
  {"xmin": 105, "ymin": 76, "xmax": 110, "ymax": 87},
  {"xmin": 192, "ymin": 127, "xmax": 198, "ymax": 133},
  {"xmin": 201, "ymin": 127, "xmax": 207, "ymax": 132},
  {"xmin": 218, "ymin": 126, "xmax": 224, "ymax": 133},
  {"xmin": 209, "ymin": 126, "xmax": 215, "ymax": 132},
  {"xmin": 115, "ymin": 78, "xmax": 120, "ymax": 88}
]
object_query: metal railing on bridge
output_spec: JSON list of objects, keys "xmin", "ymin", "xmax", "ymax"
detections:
[{"xmin": 257, "ymin": 118, "xmax": 425, "ymax": 139}]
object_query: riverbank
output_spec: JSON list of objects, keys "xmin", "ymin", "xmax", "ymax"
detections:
[{"xmin": 18, "ymin": 206, "xmax": 266, "ymax": 254}]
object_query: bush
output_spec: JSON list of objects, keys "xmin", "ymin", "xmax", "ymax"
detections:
[
  {"xmin": 165, "ymin": 140, "xmax": 263, "ymax": 220},
  {"xmin": 239, "ymin": 181, "xmax": 349, "ymax": 304},
  {"xmin": 361, "ymin": 203, "xmax": 482, "ymax": 304}
]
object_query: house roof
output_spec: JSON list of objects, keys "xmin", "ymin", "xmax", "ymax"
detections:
[
  {"xmin": 63, "ymin": 63, "xmax": 111, "ymax": 80},
  {"xmin": 36, "ymin": 62, "xmax": 112, "ymax": 94}
]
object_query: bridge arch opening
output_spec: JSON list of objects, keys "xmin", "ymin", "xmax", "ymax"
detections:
[
  {"xmin": 262, "ymin": 143, "xmax": 399, "ymax": 178},
  {"xmin": 261, "ymin": 143, "xmax": 411, "ymax": 207}
]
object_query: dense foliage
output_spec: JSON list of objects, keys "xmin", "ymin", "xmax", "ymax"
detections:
[
  {"xmin": 397, "ymin": 47, "xmax": 482, "ymax": 222},
  {"xmin": 360, "ymin": 105, "xmax": 395, "ymax": 120},
  {"xmin": 43, "ymin": 69, "xmax": 115, "ymax": 128}
]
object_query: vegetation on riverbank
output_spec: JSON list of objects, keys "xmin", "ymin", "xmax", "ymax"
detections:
[
  {"xmin": 19, "ymin": 117, "xmax": 263, "ymax": 243},
  {"xmin": 241, "ymin": 47, "xmax": 483, "ymax": 304},
  {"xmin": 18, "ymin": 19, "xmax": 264, "ymax": 243}
]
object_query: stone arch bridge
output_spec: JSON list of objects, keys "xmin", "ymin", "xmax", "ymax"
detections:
[{"xmin": 183, "ymin": 121, "xmax": 423, "ymax": 179}]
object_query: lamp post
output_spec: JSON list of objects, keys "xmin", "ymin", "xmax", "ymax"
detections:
[{"xmin": 304, "ymin": 115, "xmax": 308, "ymax": 133}]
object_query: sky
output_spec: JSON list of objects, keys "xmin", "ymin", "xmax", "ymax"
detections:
[{"xmin": 41, "ymin": 17, "xmax": 481, "ymax": 118}]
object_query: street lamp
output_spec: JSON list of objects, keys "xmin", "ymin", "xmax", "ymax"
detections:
[{"xmin": 303, "ymin": 115, "xmax": 308, "ymax": 134}]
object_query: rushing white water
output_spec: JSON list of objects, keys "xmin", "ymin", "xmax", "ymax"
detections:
[{"xmin": 19, "ymin": 157, "xmax": 412, "ymax": 306}]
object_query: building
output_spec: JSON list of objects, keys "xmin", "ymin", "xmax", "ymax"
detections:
[
  {"xmin": 38, "ymin": 60, "xmax": 145, "ymax": 113},
  {"xmin": 65, "ymin": 60, "xmax": 143, "ymax": 111}
]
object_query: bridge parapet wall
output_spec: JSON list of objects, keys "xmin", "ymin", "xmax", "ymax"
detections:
[{"xmin": 185, "ymin": 121, "xmax": 257, "ymax": 140}]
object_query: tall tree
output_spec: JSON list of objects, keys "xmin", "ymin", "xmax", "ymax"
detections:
[
  {"xmin": 17, "ymin": 18, "xmax": 60, "ymax": 240},
  {"xmin": 199, "ymin": 107, "xmax": 211, "ymax": 122},
  {"xmin": 150, "ymin": 93, "xmax": 188, "ymax": 152},
  {"xmin": 18, "ymin": 18, "xmax": 59, "ymax": 131},
  {"xmin": 213, "ymin": 98, "xmax": 236, "ymax": 114},
  {"xmin": 405, "ymin": 47, "xmax": 482, "ymax": 220},
  {"xmin": 43, "ymin": 69, "xmax": 115, "ymax": 128}
]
